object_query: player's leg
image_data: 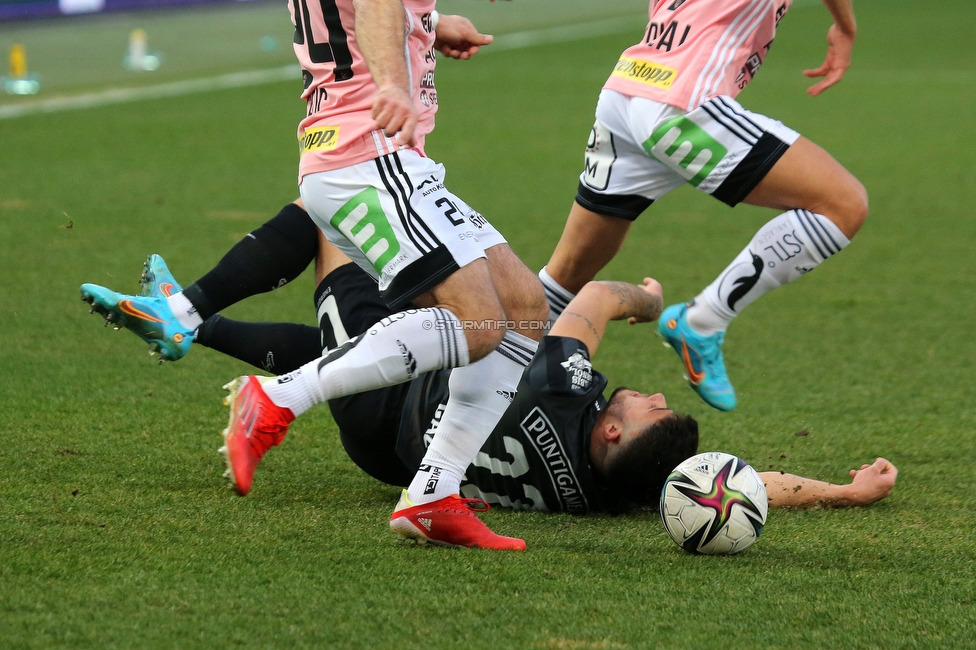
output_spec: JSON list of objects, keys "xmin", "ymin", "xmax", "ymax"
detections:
[
  {"xmin": 177, "ymin": 200, "xmax": 319, "ymax": 327},
  {"xmin": 539, "ymin": 96, "xmax": 675, "ymax": 324},
  {"xmin": 169, "ymin": 233, "xmax": 346, "ymax": 374},
  {"xmin": 224, "ymin": 153, "xmax": 537, "ymax": 548},
  {"xmin": 656, "ymin": 98, "xmax": 867, "ymax": 410},
  {"xmin": 399, "ymin": 242, "xmax": 545, "ymax": 507},
  {"xmin": 543, "ymin": 202, "xmax": 632, "ymax": 318},
  {"xmin": 316, "ymin": 256, "xmax": 417, "ymax": 488},
  {"xmin": 194, "ymin": 317, "xmax": 321, "ymax": 374},
  {"xmin": 684, "ymin": 136, "xmax": 867, "ymax": 334},
  {"xmin": 81, "ymin": 200, "xmax": 319, "ymax": 361}
]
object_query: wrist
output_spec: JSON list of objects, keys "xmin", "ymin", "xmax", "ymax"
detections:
[{"xmin": 832, "ymin": 483, "xmax": 857, "ymax": 506}]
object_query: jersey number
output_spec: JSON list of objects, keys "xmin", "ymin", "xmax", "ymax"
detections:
[
  {"xmin": 435, "ymin": 198, "xmax": 465, "ymax": 226},
  {"xmin": 466, "ymin": 437, "xmax": 547, "ymax": 511},
  {"xmin": 293, "ymin": 0, "xmax": 354, "ymax": 81}
]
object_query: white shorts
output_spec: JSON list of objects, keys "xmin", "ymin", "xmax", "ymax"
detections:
[
  {"xmin": 577, "ymin": 89, "xmax": 801, "ymax": 220},
  {"xmin": 300, "ymin": 150, "xmax": 506, "ymax": 310}
]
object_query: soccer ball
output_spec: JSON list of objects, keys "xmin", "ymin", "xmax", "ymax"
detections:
[{"xmin": 660, "ymin": 452, "xmax": 768, "ymax": 555}]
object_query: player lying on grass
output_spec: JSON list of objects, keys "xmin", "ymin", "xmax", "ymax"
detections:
[
  {"xmin": 81, "ymin": 6, "xmax": 551, "ymax": 551},
  {"xmin": 263, "ymin": 244, "xmax": 897, "ymax": 514},
  {"xmin": 83, "ymin": 240, "xmax": 896, "ymax": 518},
  {"xmin": 536, "ymin": 0, "xmax": 869, "ymax": 413}
]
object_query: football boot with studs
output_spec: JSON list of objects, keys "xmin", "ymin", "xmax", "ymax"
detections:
[
  {"xmin": 658, "ymin": 302, "xmax": 737, "ymax": 411},
  {"xmin": 390, "ymin": 490, "xmax": 526, "ymax": 551},
  {"xmin": 218, "ymin": 376, "xmax": 295, "ymax": 496}
]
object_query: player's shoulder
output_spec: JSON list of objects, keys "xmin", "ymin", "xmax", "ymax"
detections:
[{"xmin": 525, "ymin": 336, "xmax": 606, "ymax": 398}]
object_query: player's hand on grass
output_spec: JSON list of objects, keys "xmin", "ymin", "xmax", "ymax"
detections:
[
  {"xmin": 435, "ymin": 15, "xmax": 493, "ymax": 60},
  {"xmin": 843, "ymin": 458, "xmax": 897, "ymax": 506},
  {"xmin": 627, "ymin": 277, "xmax": 663, "ymax": 325},
  {"xmin": 372, "ymin": 84, "xmax": 419, "ymax": 146},
  {"xmin": 803, "ymin": 23, "xmax": 854, "ymax": 96}
]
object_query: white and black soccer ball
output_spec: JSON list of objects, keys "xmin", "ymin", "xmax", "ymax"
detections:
[{"xmin": 660, "ymin": 452, "xmax": 768, "ymax": 555}]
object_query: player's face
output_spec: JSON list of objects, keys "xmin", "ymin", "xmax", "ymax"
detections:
[{"xmin": 611, "ymin": 389, "xmax": 673, "ymax": 437}]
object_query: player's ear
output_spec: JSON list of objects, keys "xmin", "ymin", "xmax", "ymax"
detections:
[{"xmin": 603, "ymin": 419, "xmax": 622, "ymax": 443}]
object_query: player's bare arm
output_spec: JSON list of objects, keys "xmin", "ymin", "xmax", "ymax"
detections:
[
  {"xmin": 434, "ymin": 14, "xmax": 493, "ymax": 60},
  {"xmin": 805, "ymin": 0, "xmax": 857, "ymax": 96},
  {"xmin": 761, "ymin": 458, "xmax": 897, "ymax": 508},
  {"xmin": 353, "ymin": 0, "xmax": 418, "ymax": 145},
  {"xmin": 550, "ymin": 278, "xmax": 663, "ymax": 356}
]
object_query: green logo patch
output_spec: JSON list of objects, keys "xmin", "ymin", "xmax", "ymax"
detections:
[
  {"xmin": 330, "ymin": 187, "xmax": 401, "ymax": 273},
  {"xmin": 644, "ymin": 116, "xmax": 727, "ymax": 187}
]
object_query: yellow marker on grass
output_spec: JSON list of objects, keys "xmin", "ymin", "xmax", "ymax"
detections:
[
  {"xmin": 10, "ymin": 44, "xmax": 27, "ymax": 78},
  {"xmin": 2, "ymin": 44, "xmax": 40, "ymax": 95}
]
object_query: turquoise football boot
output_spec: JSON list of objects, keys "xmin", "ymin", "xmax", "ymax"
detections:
[
  {"xmin": 139, "ymin": 253, "xmax": 182, "ymax": 299},
  {"xmin": 657, "ymin": 302, "xmax": 737, "ymax": 411},
  {"xmin": 80, "ymin": 280, "xmax": 193, "ymax": 363}
]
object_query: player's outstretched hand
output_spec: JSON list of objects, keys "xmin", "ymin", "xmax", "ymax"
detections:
[
  {"xmin": 803, "ymin": 24, "xmax": 854, "ymax": 96},
  {"xmin": 435, "ymin": 15, "xmax": 493, "ymax": 60},
  {"xmin": 372, "ymin": 84, "xmax": 419, "ymax": 147},
  {"xmin": 627, "ymin": 277, "xmax": 663, "ymax": 325},
  {"xmin": 845, "ymin": 458, "xmax": 897, "ymax": 506}
]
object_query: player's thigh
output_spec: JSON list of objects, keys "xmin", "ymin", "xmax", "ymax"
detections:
[
  {"xmin": 550, "ymin": 92, "xmax": 684, "ymax": 289},
  {"xmin": 484, "ymin": 243, "xmax": 548, "ymax": 339},
  {"xmin": 300, "ymin": 151, "xmax": 508, "ymax": 313},
  {"xmin": 743, "ymin": 136, "xmax": 868, "ymax": 239},
  {"xmin": 617, "ymin": 94, "xmax": 798, "ymax": 208},
  {"xmin": 314, "ymin": 230, "xmax": 354, "ymax": 284}
]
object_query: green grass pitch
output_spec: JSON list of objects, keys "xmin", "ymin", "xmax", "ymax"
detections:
[{"xmin": 2, "ymin": 0, "xmax": 975, "ymax": 647}]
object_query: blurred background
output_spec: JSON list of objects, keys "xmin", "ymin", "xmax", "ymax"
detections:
[{"xmin": 0, "ymin": 0, "xmax": 649, "ymax": 107}]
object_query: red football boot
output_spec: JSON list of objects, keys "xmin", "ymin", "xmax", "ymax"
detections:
[
  {"xmin": 390, "ymin": 491, "xmax": 527, "ymax": 551},
  {"xmin": 218, "ymin": 376, "xmax": 295, "ymax": 496}
]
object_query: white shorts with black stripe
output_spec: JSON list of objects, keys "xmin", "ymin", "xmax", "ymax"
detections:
[
  {"xmin": 577, "ymin": 89, "xmax": 801, "ymax": 220},
  {"xmin": 300, "ymin": 150, "xmax": 506, "ymax": 310}
]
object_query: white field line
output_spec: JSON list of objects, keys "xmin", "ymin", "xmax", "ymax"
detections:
[
  {"xmin": 0, "ymin": 64, "xmax": 302, "ymax": 120},
  {"xmin": 0, "ymin": 14, "xmax": 644, "ymax": 121}
]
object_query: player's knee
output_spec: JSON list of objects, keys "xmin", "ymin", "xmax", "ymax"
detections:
[
  {"xmin": 445, "ymin": 294, "xmax": 506, "ymax": 360},
  {"xmin": 832, "ymin": 178, "xmax": 869, "ymax": 239},
  {"xmin": 845, "ymin": 179, "xmax": 869, "ymax": 234}
]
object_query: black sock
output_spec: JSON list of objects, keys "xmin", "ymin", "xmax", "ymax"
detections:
[
  {"xmin": 195, "ymin": 314, "xmax": 322, "ymax": 374},
  {"xmin": 182, "ymin": 202, "xmax": 318, "ymax": 320}
]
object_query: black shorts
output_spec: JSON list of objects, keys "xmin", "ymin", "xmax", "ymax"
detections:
[{"xmin": 318, "ymin": 263, "xmax": 415, "ymax": 487}]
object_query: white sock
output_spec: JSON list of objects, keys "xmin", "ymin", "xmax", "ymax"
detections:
[
  {"xmin": 263, "ymin": 308, "xmax": 469, "ymax": 417},
  {"xmin": 686, "ymin": 210, "xmax": 850, "ymax": 335},
  {"xmin": 407, "ymin": 330, "xmax": 538, "ymax": 504},
  {"xmin": 538, "ymin": 266, "xmax": 576, "ymax": 328},
  {"xmin": 166, "ymin": 292, "xmax": 203, "ymax": 330}
]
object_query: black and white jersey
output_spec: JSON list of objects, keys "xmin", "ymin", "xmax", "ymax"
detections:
[{"xmin": 395, "ymin": 336, "xmax": 626, "ymax": 514}]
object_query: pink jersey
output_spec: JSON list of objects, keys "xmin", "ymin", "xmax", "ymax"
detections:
[
  {"xmin": 290, "ymin": 0, "xmax": 438, "ymax": 179},
  {"xmin": 603, "ymin": 0, "xmax": 792, "ymax": 111}
]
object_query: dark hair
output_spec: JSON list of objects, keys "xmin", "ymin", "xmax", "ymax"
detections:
[{"xmin": 602, "ymin": 413, "xmax": 699, "ymax": 511}]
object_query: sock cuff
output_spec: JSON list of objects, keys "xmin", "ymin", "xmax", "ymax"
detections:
[
  {"xmin": 431, "ymin": 307, "xmax": 470, "ymax": 367},
  {"xmin": 497, "ymin": 330, "xmax": 539, "ymax": 367},
  {"xmin": 181, "ymin": 283, "xmax": 217, "ymax": 321},
  {"xmin": 194, "ymin": 314, "xmax": 223, "ymax": 348},
  {"xmin": 790, "ymin": 210, "xmax": 850, "ymax": 262},
  {"xmin": 422, "ymin": 447, "xmax": 471, "ymax": 479},
  {"xmin": 539, "ymin": 266, "xmax": 576, "ymax": 316}
]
